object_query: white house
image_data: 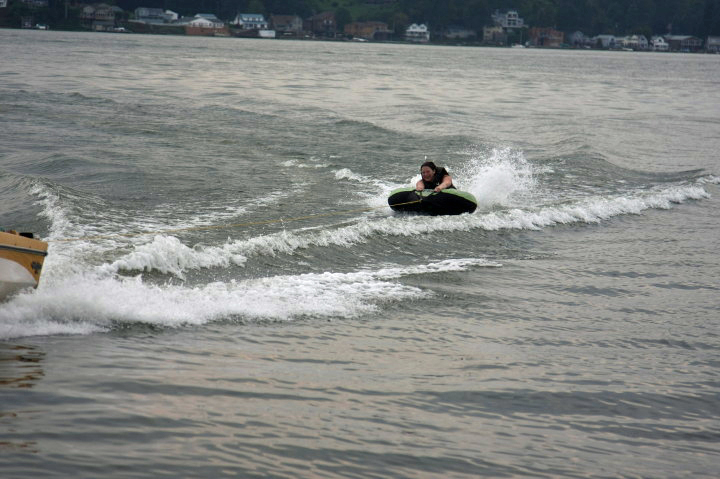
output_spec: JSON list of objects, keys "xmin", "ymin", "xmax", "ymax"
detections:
[
  {"xmin": 707, "ymin": 36, "xmax": 720, "ymax": 53},
  {"xmin": 405, "ymin": 23, "xmax": 429, "ymax": 43},
  {"xmin": 567, "ymin": 31, "xmax": 591, "ymax": 47},
  {"xmin": 619, "ymin": 34, "xmax": 648, "ymax": 50},
  {"xmin": 134, "ymin": 7, "xmax": 164, "ymax": 23},
  {"xmin": 492, "ymin": 10, "xmax": 524, "ymax": 29},
  {"xmin": 650, "ymin": 36, "xmax": 669, "ymax": 51},
  {"xmin": 593, "ymin": 34, "xmax": 616, "ymax": 49},
  {"xmin": 188, "ymin": 14, "xmax": 224, "ymax": 28},
  {"xmin": 81, "ymin": 4, "xmax": 123, "ymax": 30},
  {"xmin": 232, "ymin": 13, "xmax": 268, "ymax": 29}
]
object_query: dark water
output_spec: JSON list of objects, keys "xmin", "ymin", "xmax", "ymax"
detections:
[{"xmin": 1, "ymin": 30, "xmax": 719, "ymax": 478}]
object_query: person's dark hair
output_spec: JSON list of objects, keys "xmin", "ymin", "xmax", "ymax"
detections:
[{"xmin": 421, "ymin": 161, "xmax": 437, "ymax": 171}]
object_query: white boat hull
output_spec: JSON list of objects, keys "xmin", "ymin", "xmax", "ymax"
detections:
[{"xmin": 0, "ymin": 257, "xmax": 38, "ymax": 301}]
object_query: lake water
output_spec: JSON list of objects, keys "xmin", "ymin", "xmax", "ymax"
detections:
[{"xmin": 1, "ymin": 29, "xmax": 719, "ymax": 478}]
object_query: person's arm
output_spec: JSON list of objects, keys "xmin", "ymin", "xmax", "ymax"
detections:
[
  {"xmin": 434, "ymin": 174, "xmax": 452, "ymax": 192},
  {"xmin": 416, "ymin": 179, "xmax": 425, "ymax": 191}
]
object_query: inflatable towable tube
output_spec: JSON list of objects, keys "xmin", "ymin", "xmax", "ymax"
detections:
[{"xmin": 388, "ymin": 187, "xmax": 477, "ymax": 216}]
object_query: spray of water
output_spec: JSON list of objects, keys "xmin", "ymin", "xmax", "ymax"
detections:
[{"xmin": 453, "ymin": 146, "xmax": 536, "ymax": 208}]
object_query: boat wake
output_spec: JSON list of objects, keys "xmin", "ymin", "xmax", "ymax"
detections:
[
  {"xmin": 24, "ymin": 153, "xmax": 719, "ymax": 283},
  {"xmin": 2, "ymin": 147, "xmax": 715, "ymax": 339},
  {"xmin": 0, "ymin": 258, "xmax": 499, "ymax": 339}
]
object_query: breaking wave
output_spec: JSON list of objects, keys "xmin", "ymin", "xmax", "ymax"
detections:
[
  {"xmin": 101, "ymin": 181, "xmax": 709, "ymax": 277},
  {"xmin": 0, "ymin": 258, "xmax": 498, "ymax": 339}
]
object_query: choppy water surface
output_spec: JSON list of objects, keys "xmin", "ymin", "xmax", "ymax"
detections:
[{"xmin": 1, "ymin": 30, "xmax": 719, "ymax": 478}]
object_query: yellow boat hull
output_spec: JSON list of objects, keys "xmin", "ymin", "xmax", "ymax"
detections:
[{"xmin": 0, "ymin": 231, "xmax": 48, "ymax": 301}]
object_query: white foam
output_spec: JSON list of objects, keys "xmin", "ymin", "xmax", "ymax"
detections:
[
  {"xmin": 97, "ymin": 181, "xmax": 708, "ymax": 277},
  {"xmin": 0, "ymin": 258, "xmax": 497, "ymax": 340},
  {"xmin": 282, "ymin": 158, "xmax": 331, "ymax": 168},
  {"xmin": 469, "ymin": 184, "xmax": 708, "ymax": 231},
  {"xmin": 104, "ymin": 235, "xmax": 246, "ymax": 278},
  {"xmin": 697, "ymin": 175, "xmax": 720, "ymax": 185},
  {"xmin": 334, "ymin": 168, "xmax": 399, "ymax": 208},
  {"xmin": 31, "ymin": 181, "xmax": 93, "ymax": 240},
  {"xmin": 334, "ymin": 168, "xmax": 365, "ymax": 182}
]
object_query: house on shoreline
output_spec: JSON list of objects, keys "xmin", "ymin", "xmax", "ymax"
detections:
[
  {"xmin": 81, "ymin": 4, "xmax": 124, "ymax": 31},
  {"xmin": 134, "ymin": 8, "xmax": 177, "ymax": 24},
  {"xmin": 304, "ymin": 11, "xmax": 336, "ymax": 38},
  {"xmin": 11, "ymin": 2, "xmax": 718, "ymax": 54},
  {"xmin": 271, "ymin": 15, "xmax": 303, "ymax": 37},
  {"xmin": 593, "ymin": 34, "xmax": 617, "ymax": 49},
  {"xmin": 528, "ymin": 27, "xmax": 563, "ymax": 47},
  {"xmin": 231, "ymin": 13, "xmax": 275, "ymax": 38},
  {"xmin": 185, "ymin": 13, "xmax": 228, "ymax": 36},
  {"xmin": 567, "ymin": 31, "xmax": 591, "ymax": 48},
  {"xmin": 405, "ymin": 23, "xmax": 429, "ymax": 43},
  {"xmin": 484, "ymin": 10, "xmax": 526, "ymax": 45},
  {"xmin": 345, "ymin": 21, "xmax": 392, "ymax": 41},
  {"xmin": 651, "ymin": 36, "xmax": 669, "ymax": 51},
  {"xmin": 231, "ymin": 13, "xmax": 268, "ymax": 31},
  {"xmin": 618, "ymin": 34, "xmax": 649, "ymax": 50},
  {"xmin": 707, "ymin": 36, "xmax": 720, "ymax": 53},
  {"xmin": 665, "ymin": 35, "xmax": 703, "ymax": 52},
  {"xmin": 491, "ymin": 10, "xmax": 524, "ymax": 29}
]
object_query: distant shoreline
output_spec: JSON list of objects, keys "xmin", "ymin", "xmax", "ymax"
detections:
[{"xmin": 5, "ymin": 26, "xmax": 718, "ymax": 54}]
